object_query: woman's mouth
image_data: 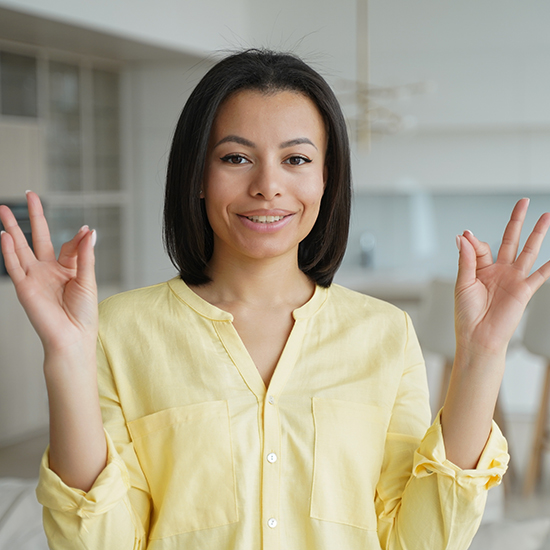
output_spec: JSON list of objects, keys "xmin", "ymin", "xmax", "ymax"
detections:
[
  {"xmin": 238, "ymin": 213, "xmax": 294, "ymax": 232},
  {"xmin": 246, "ymin": 215, "xmax": 286, "ymax": 224}
]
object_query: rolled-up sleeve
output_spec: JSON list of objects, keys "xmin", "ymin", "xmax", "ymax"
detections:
[
  {"xmin": 36, "ymin": 430, "xmax": 129, "ymax": 531},
  {"xmin": 375, "ymin": 312, "xmax": 510, "ymax": 550},
  {"xmin": 34, "ymin": 335, "xmax": 151, "ymax": 549},
  {"xmin": 413, "ymin": 411, "xmax": 509, "ymax": 490}
]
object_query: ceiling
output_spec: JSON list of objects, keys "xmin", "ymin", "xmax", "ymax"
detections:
[{"xmin": 0, "ymin": 5, "xmax": 195, "ymax": 62}]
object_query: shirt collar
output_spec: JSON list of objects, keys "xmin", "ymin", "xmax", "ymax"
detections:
[{"xmin": 168, "ymin": 276, "xmax": 328, "ymax": 322}]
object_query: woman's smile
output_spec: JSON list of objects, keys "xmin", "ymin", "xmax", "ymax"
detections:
[
  {"xmin": 238, "ymin": 211, "xmax": 295, "ymax": 233},
  {"xmin": 245, "ymin": 215, "xmax": 286, "ymax": 224}
]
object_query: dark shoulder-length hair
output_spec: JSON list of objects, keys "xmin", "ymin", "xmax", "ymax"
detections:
[{"xmin": 163, "ymin": 48, "xmax": 351, "ymax": 287}]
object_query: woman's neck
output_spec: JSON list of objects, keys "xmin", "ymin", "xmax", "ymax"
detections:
[{"xmin": 193, "ymin": 251, "xmax": 314, "ymax": 311}]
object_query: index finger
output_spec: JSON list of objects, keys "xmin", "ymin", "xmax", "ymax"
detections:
[
  {"xmin": 516, "ymin": 211, "xmax": 550, "ymax": 275},
  {"xmin": 496, "ymin": 198, "xmax": 530, "ymax": 264},
  {"xmin": 26, "ymin": 191, "xmax": 56, "ymax": 261}
]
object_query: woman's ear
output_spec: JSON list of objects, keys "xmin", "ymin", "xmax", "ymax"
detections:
[
  {"xmin": 323, "ymin": 166, "xmax": 328, "ymax": 189},
  {"xmin": 199, "ymin": 187, "xmax": 205, "ymax": 199}
]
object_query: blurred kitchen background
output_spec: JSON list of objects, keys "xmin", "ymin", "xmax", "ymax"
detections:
[{"xmin": 2, "ymin": 1, "xmax": 550, "ymax": 547}]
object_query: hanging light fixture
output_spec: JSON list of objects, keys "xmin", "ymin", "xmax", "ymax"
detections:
[{"xmin": 341, "ymin": 0, "xmax": 436, "ymax": 147}]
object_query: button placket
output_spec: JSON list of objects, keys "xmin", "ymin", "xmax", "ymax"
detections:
[
  {"xmin": 262, "ymin": 393, "xmax": 281, "ymax": 548},
  {"xmin": 259, "ymin": 319, "xmax": 309, "ymax": 548}
]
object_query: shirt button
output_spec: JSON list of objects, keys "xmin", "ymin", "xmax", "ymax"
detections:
[
  {"xmin": 267, "ymin": 517, "xmax": 278, "ymax": 528},
  {"xmin": 268, "ymin": 395, "xmax": 275, "ymax": 405},
  {"xmin": 267, "ymin": 452, "xmax": 278, "ymax": 463}
]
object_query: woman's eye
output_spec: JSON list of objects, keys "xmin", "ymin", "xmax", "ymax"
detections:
[
  {"xmin": 284, "ymin": 156, "xmax": 312, "ymax": 166},
  {"xmin": 220, "ymin": 154, "xmax": 249, "ymax": 164}
]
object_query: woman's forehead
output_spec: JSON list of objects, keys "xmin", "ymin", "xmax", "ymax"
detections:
[{"xmin": 210, "ymin": 89, "xmax": 327, "ymax": 148}]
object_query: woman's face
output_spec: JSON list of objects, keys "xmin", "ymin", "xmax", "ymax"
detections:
[{"xmin": 202, "ymin": 89, "xmax": 327, "ymax": 266}]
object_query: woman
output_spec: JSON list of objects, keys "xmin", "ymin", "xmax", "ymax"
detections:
[{"xmin": 0, "ymin": 49, "xmax": 549, "ymax": 550}]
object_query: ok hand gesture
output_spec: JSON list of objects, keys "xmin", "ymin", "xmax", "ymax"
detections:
[
  {"xmin": 443, "ymin": 198, "xmax": 550, "ymax": 469},
  {"xmin": 0, "ymin": 192, "xmax": 98, "ymax": 355},
  {"xmin": 454, "ymin": 198, "xmax": 550, "ymax": 358}
]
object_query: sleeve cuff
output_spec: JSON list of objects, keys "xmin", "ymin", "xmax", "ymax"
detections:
[
  {"xmin": 412, "ymin": 410, "xmax": 510, "ymax": 490},
  {"xmin": 36, "ymin": 428, "xmax": 131, "ymax": 521}
]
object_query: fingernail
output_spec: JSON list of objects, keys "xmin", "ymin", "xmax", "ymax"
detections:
[
  {"xmin": 91, "ymin": 230, "xmax": 97, "ymax": 247},
  {"xmin": 464, "ymin": 229, "xmax": 474, "ymax": 237},
  {"xmin": 455, "ymin": 235, "xmax": 461, "ymax": 251},
  {"xmin": 25, "ymin": 190, "xmax": 32, "ymax": 195},
  {"xmin": 79, "ymin": 225, "xmax": 89, "ymax": 233}
]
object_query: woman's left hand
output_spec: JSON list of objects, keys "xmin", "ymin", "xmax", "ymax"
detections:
[
  {"xmin": 442, "ymin": 199, "xmax": 550, "ymax": 469},
  {"xmin": 454, "ymin": 198, "xmax": 550, "ymax": 360}
]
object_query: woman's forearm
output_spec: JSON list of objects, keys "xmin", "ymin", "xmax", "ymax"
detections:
[
  {"xmin": 45, "ymin": 343, "xmax": 107, "ymax": 493},
  {"xmin": 440, "ymin": 347, "xmax": 506, "ymax": 470},
  {"xmin": 443, "ymin": 200, "xmax": 550, "ymax": 470},
  {"xmin": 0, "ymin": 193, "xmax": 105, "ymax": 490}
]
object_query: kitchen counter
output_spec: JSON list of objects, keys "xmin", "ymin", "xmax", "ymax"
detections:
[{"xmin": 333, "ymin": 267, "xmax": 440, "ymax": 305}]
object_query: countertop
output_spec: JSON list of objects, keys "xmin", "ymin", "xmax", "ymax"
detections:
[{"xmin": 333, "ymin": 267, "xmax": 442, "ymax": 303}]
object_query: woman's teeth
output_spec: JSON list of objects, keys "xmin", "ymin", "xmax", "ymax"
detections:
[{"xmin": 247, "ymin": 215, "xmax": 285, "ymax": 223}]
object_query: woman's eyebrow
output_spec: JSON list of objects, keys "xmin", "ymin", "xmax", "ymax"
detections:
[
  {"xmin": 214, "ymin": 135, "xmax": 255, "ymax": 149},
  {"xmin": 280, "ymin": 137, "xmax": 317, "ymax": 150},
  {"xmin": 213, "ymin": 135, "xmax": 318, "ymax": 150}
]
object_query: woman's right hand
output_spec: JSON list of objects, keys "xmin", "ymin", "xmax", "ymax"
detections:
[
  {"xmin": 0, "ymin": 191, "xmax": 98, "ymax": 355},
  {"xmin": 2, "ymin": 192, "xmax": 106, "ymax": 492}
]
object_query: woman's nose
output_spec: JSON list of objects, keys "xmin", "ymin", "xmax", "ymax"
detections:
[{"xmin": 249, "ymin": 163, "xmax": 282, "ymax": 200}]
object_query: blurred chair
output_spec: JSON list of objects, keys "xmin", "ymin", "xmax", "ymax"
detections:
[
  {"xmin": 416, "ymin": 279, "xmax": 456, "ymax": 414},
  {"xmin": 523, "ymin": 282, "xmax": 550, "ymax": 496},
  {"xmin": 416, "ymin": 278, "xmax": 512, "ymax": 488}
]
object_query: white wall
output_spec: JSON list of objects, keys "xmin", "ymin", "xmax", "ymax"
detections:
[
  {"xmin": 122, "ymin": 57, "xmax": 215, "ymax": 288},
  {"xmin": 0, "ymin": 0, "xmax": 359, "ymax": 78},
  {"xmin": 246, "ymin": 0, "xmax": 357, "ymax": 85},
  {"xmin": 0, "ymin": 0, "xmax": 249, "ymax": 56},
  {"xmin": 0, "ymin": 283, "xmax": 46, "ymax": 445},
  {"xmin": 356, "ymin": 0, "xmax": 550, "ymax": 192},
  {"xmin": 0, "ymin": 0, "xmax": 359, "ymax": 77},
  {"xmin": 368, "ymin": 1, "xmax": 550, "ymax": 58}
]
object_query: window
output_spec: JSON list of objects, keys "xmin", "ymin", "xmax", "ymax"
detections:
[
  {"xmin": 0, "ymin": 51, "xmax": 38, "ymax": 117},
  {"xmin": 0, "ymin": 47, "xmax": 125, "ymax": 289}
]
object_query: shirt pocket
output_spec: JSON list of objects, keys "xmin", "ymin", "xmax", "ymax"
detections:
[
  {"xmin": 310, "ymin": 397, "xmax": 389, "ymax": 531},
  {"xmin": 127, "ymin": 400, "xmax": 238, "ymax": 540}
]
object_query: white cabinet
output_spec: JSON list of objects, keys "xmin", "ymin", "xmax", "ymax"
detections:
[{"xmin": 0, "ymin": 121, "xmax": 45, "ymax": 200}]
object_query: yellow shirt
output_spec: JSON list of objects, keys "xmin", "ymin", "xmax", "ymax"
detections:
[{"xmin": 36, "ymin": 278, "xmax": 509, "ymax": 550}]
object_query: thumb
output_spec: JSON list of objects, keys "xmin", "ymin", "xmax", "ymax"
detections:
[{"xmin": 455, "ymin": 233, "xmax": 477, "ymax": 292}]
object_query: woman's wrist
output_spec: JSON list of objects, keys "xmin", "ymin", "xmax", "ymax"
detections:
[
  {"xmin": 453, "ymin": 334, "xmax": 508, "ymax": 370},
  {"xmin": 43, "ymin": 340, "xmax": 98, "ymax": 379}
]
